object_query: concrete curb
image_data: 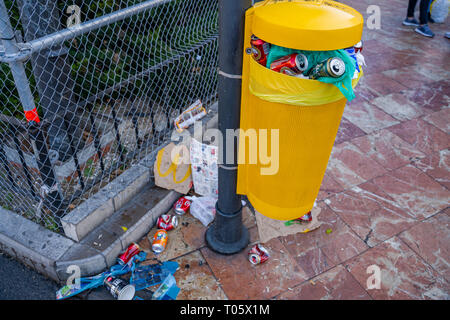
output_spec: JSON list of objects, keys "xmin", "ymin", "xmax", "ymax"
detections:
[{"xmin": 0, "ymin": 104, "xmax": 218, "ymax": 283}]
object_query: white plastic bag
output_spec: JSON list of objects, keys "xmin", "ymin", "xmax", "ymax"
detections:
[
  {"xmin": 430, "ymin": 0, "xmax": 449, "ymax": 23},
  {"xmin": 186, "ymin": 195, "xmax": 216, "ymax": 227}
]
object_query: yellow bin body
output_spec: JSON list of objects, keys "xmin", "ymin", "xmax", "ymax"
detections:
[{"xmin": 236, "ymin": 0, "xmax": 364, "ymax": 221}]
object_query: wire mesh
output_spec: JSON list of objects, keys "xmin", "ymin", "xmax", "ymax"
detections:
[{"xmin": 0, "ymin": 0, "xmax": 219, "ymax": 232}]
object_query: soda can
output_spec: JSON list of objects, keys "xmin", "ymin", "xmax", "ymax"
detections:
[
  {"xmin": 250, "ymin": 35, "xmax": 271, "ymax": 66},
  {"xmin": 354, "ymin": 41, "xmax": 363, "ymax": 53},
  {"xmin": 295, "ymin": 211, "xmax": 312, "ymax": 222},
  {"xmin": 248, "ymin": 244, "xmax": 270, "ymax": 265},
  {"xmin": 157, "ymin": 214, "xmax": 179, "ymax": 231},
  {"xmin": 307, "ymin": 57, "xmax": 346, "ymax": 79},
  {"xmin": 152, "ymin": 229, "xmax": 168, "ymax": 254},
  {"xmin": 270, "ymin": 53, "xmax": 309, "ymax": 76},
  {"xmin": 174, "ymin": 196, "xmax": 191, "ymax": 215},
  {"xmin": 117, "ymin": 242, "xmax": 140, "ymax": 265},
  {"xmin": 104, "ymin": 276, "xmax": 135, "ymax": 300}
]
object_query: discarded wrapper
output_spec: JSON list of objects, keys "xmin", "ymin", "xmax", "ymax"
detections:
[{"xmin": 174, "ymin": 100, "xmax": 207, "ymax": 133}]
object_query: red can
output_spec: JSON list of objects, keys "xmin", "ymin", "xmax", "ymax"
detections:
[
  {"xmin": 295, "ymin": 211, "xmax": 312, "ymax": 222},
  {"xmin": 270, "ymin": 53, "xmax": 309, "ymax": 76},
  {"xmin": 354, "ymin": 41, "xmax": 363, "ymax": 53},
  {"xmin": 248, "ymin": 244, "xmax": 270, "ymax": 265},
  {"xmin": 157, "ymin": 214, "xmax": 179, "ymax": 231},
  {"xmin": 174, "ymin": 196, "xmax": 191, "ymax": 215},
  {"xmin": 117, "ymin": 242, "xmax": 140, "ymax": 265},
  {"xmin": 250, "ymin": 35, "xmax": 271, "ymax": 66}
]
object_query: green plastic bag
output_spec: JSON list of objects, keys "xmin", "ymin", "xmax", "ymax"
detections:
[{"xmin": 266, "ymin": 45, "xmax": 356, "ymax": 101}]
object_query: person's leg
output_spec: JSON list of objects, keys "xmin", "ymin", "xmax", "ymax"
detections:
[
  {"xmin": 407, "ymin": 0, "xmax": 419, "ymax": 18},
  {"xmin": 404, "ymin": 0, "xmax": 421, "ymax": 25},
  {"xmin": 419, "ymin": 0, "xmax": 430, "ymax": 24},
  {"xmin": 415, "ymin": 0, "xmax": 435, "ymax": 37}
]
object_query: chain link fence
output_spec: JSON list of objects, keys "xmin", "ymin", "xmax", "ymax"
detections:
[{"xmin": 0, "ymin": 0, "xmax": 219, "ymax": 232}]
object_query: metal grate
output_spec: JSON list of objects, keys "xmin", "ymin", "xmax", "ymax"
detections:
[{"xmin": 0, "ymin": 0, "xmax": 218, "ymax": 232}]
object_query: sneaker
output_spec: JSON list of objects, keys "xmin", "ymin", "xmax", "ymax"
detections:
[
  {"xmin": 403, "ymin": 18, "xmax": 420, "ymax": 26},
  {"xmin": 445, "ymin": 32, "xmax": 450, "ymax": 39},
  {"xmin": 415, "ymin": 24, "xmax": 435, "ymax": 38}
]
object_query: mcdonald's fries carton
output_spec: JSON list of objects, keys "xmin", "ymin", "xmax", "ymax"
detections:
[{"xmin": 154, "ymin": 142, "xmax": 193, "ymax": 194}]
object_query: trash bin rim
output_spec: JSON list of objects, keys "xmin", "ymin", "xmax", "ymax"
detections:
[
  {"xmin": 251, "ymin": 0, "xmax": 364, "ymax": 51},
  {"xmin": 248, "ymin": 57, "xmax": 363, "ymax": 107}
]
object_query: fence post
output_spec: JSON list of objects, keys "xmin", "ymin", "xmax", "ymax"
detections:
[
  {"xmin": 16, "ymin": 0, "xmax": 84, "ymax": 162},
  {"xmin": 0, "ymin": 0, "xmax": 63, "ymax": 218},
  {"xmin": 205, "ymin": 0, "xmax": 252, "ymax": 254}
]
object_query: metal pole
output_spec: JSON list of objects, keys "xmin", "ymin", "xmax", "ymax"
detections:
[{"xmin": 205, "ymin": 0, "xmax": 252, "ymax": 254}]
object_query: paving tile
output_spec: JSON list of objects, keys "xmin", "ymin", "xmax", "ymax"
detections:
[
  {"xmin": 351, "ymin": 85, "xmax": 379, "ymax": 106},
  {"xmin": 291, "ymin": 247, "xmax": 333, "ymax": 280},
  {"xmin": 343, "ymin": 100, "xmax": 399, "ymax": 134},
  {"xmin": 370, "ymin": 92, "xmax": 431, "ymax": 121},
  {"xmin": 423, "ymin": 108, "xmax": 450, "ymax": 134},
  {"xmin": 351, "ymin": 74, "xmax": 380, "ymax": 102},
  {"xmin": 351, "ymin": 129, "xmax": 426, "ymax": 171},
  {"xmin": 138, "ymin": 205, "xmax": 256, "ymax": 262},
  {"xmin": 382, "ymin": 66, "xmax": 437, "ymax": 90},
  {"xmin": 325, "ymin": 182, "xmax": 417, "ymax": 247},
  {"xmin": 375, "ymin": 33, "xmax": 425, "ymax": 52},
  {"xmin": 371, "ymin": 165, "xmax": 450, "ymax": 220},
  {"xmin": 345, "ymin": 237, "xmax": 449, "ymax": 300},
  {"xmin": 399, "ymin": 213, "xmax": 450, "ymax": 281},
  {"xmin": 139, "ymin": 212, "xmax": 207, "ymax": 262},
  {"xmin": 402, "ymin": 80, "xmax": 450, "ymax": 112},
  {"xmin": 173, "ymin": 250, "xmax": 228, "ymax": 300},
  {"xmin": 327, "ymin": 141, "xmax": 388, "ymax": 189},
  {"xmin": 412, "ymin": 149, "xmax": 450, "ymax": 190},
  {"xmin": 280, "ymin": 202, "xmax": 368, "ymax": 277},
  {"xmin": 277, "ymin": 265, "xmax": 371, "ymax": 300},
  {"xmin": 334, "ymin": 117, "xmax": 366, "ymax": 145},
  {"xmin": 361, "ymin": 73, "xmax": 409, "ymax": 97},
  {"xmin": 412, "ymin": 63, "xmax": 450, "ymax": 82},
  {"xmin": 388, "ymin": 118, "xmax": 450, "ymax": 155},
  {"xmin": 317, "ymin": 172, "xmax": 345, "ymax": 201},
  {"xmin": 201, "ymin": 237, "xmax": 308, "ymax": 300},
  {"xmin": 360, "ymin": 40, "xmax": 418, "ymax": 73}
]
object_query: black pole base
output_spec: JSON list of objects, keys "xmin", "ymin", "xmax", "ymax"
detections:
[{"xmin": 205, "ymin": 203, "xmax": 250, "ymax": 255}]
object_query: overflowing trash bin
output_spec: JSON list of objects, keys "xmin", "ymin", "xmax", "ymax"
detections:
[{"xmin": 237, "ymin": 0, "xmax": 365, "ymax": 221}]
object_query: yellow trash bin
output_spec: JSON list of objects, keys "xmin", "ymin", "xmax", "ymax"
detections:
[{"xmin": 236, "ymin": 0, "xmax": 364, "ymax": 221}]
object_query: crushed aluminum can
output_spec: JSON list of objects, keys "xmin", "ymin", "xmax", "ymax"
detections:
[
  {"xmin": 250, "ymin": 35, "xmax": 271, "ymax": 66},
  {"xmin": 248, "ymin": 244, "xmax": 270, "ymax": 265},
  {"xmin": 295, "ymin": 211, "xmax": 312, "ymax": 222},
  {"xmin": 117, "ymin": 242, "xmax": 140, "ymax": 265},
  {"xmin": 152, "ymin": 229, "xmax": 168, "ymax": 254},
  {"xmin": 354, "ymin": 41, "xmax": 363, "ymax": 53},
  {"xmin": 157, "ymin": 214, "xmax": 178, "ymax": 231},
  {"xmin": 270, "ymin": 53, "xmax": 309, "ymax": 76},
  {"xmin": 307, "ymin": 57, "xmax": 346, "ymax": 79},
  {"xmin": 174, "ymin": 196, "xmax": 191, "ymax": 215},
  {"xmin": 104, "ymin": 276, "xmax": 135, "ymax": 300}
]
